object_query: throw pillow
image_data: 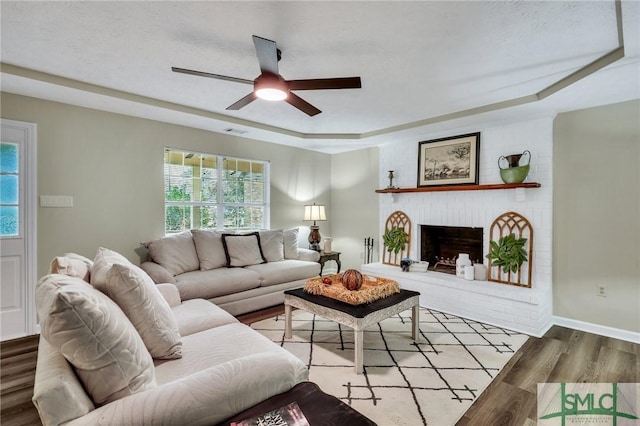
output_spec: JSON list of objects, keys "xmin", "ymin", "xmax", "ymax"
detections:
[
  {"xmin": 140, "ymin": 261, "xmax": 176, "ymax": 284},
  {"xmin": 35, "ymin": 274, "xmax": 156, "ymax": 406},
  {"xmin": 50, "ymin": 253, "xmax": 93, "ymax": 282},
  {"xmin": 90, "ymin": 247, "xmax": 132, "ymax": 288},
  {"xmin": 259, "ymin": 229, "xmax": 285, "ymax": 262},
  {"xmin": 191, "ymin": 229, "xmax": 227, "ymax": 270},
  {"xmin": 284, "ymin": 227, "xmax": 300, "ymax": 259},
  {"xmin": 144, "ymin": 231, "xmax": 199, "ymax": 276},
  {"xmin": 105, "ymin": 264, "xmax": 182, "ymax": 360},
  {"xmin": 221, "ymin": 232, "xmax": 267, "ymax": 267}
]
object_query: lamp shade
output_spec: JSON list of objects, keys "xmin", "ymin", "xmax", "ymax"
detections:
[{"xmin": 303, "ymin": 204, "xmax": 327, "ymax": 222}]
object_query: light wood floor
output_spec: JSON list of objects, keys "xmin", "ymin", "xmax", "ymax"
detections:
[{"xmin": 2, "ymin": 306, "xmax": 637, "ymax": 426}]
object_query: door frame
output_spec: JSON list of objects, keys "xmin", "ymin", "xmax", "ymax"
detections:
[{"xmin": 1, "ymin": 119, "xmax": 38, "ymax": 338}]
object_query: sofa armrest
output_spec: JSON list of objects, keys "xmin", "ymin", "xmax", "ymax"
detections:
[
  {"xmin": 32, "ymin": 337, "xmax": 95, "ymax": 426},
  {"xmin": 66, "ymin": 352, "xmax": 308, "ymax": 426},
  {"xmin": 140, "ymin": 261, "xmax": 176, "ymax": 284},
  {"xmin": 155, "ymin": 283, "xmax": 182, "ymax": 307},
  {"xmin": 298, "ymin": 248, "xmax": 321, "ymax": 262}
]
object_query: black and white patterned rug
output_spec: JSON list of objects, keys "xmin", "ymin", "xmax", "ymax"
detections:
[{"xmin": 251, "ymin": 307, "xmax": 529, "ymax": 426}]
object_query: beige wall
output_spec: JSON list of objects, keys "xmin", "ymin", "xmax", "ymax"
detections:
[
  {"xmin": 553, "ymin": 99, "xmax": 640, "ymax": 333},
  {"xmin": 1, "ymin": 93, "xmax": 332, "ymax": 277},
  {"xmin": 5, "ymin": 90, "xmax": 639, "ymax": 334},
  {"xmin": 330, "ymin": 147, "xmax": 379, "ymax": 271}
]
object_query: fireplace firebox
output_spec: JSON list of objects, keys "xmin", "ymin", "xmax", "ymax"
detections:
[{"xmin": 420, "ymin": 225, "xmax": 483, "ymax": 274}]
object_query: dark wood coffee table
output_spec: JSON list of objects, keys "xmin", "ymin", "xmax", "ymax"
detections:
[
  {"xmin": 284, "ymin": 288, "xmax": 420, "ymax": 374},
  {"xmin": 216, "ymin": 381, "xmax": 376, "ymax": 426}
]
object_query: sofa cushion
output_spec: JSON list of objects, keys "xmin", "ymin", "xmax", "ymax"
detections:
[
  {"xmin": 171, "ymin": 299, "xmax": 238, "ymax": 336},
  {"xmin": 35, "ymin": 274, "xmax": 156, "ymax": 406},
  {"xmin": 222, "ymin": 232, "xmax": 267, "ymax": 267},
  {"xmin": 284, "ymin": 227, "xmax": 300, "ymax": 259},
  {"xmin": 50, "ymin": 253, "xmax": 93, "ymax": 282},
  {"xmin": 259, "ymin": 229, "xmax": 285, "ymax": 262},
  {"xmin": 145, "ymin": 231, "xmax": 199, "ymax": 276},
  {"xmin": 90, "ymin": 247, "xmax": 132, "ymax": 287},
  {"xmin": 246, "ymin": 260, "xmax": 321, "ymax": 287},
  {"xmin": 155, "ymin": 283, "xmax": 182, "ymax": 307},
  {"xmin": 191, "ymin": 229, "xmax": 227, "ymax": 270},
  {"xmin": 106, "ymin": 264, "xmax": 183, "ymax": 360},
  {"xmin": 174, "ymin": 267, "xmax": 261, "ymax": 300},
  {"xmin": 153, "ymin": 323, "xmax": 307, "ymax": 386}
]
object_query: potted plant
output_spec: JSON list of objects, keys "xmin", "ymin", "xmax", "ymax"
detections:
[
  {"xmin": 486, "ymin": 233, "xmax": 528, "ymax": 273},
  {"xmin": 383, "ymin": 226, "xmax": 409, "ymax": 255}
]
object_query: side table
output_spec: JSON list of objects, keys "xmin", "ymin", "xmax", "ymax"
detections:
[{"xmin": 318, "ymin": 250, "xmax": 341, "ymax": 275}]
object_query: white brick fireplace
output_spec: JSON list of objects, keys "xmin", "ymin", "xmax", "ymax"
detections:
[{"xmin": 363, "ymin": 117, "xmax": 554, "ymax": 336}]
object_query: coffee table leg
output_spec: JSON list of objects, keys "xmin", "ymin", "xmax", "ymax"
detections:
[
  {"xmin": 412, "ymin": 303, "xmax": 420, "ymax": 341},
  {"xmin": 354, "ymin": 329, "xmax": 364, "ymax": 374},
  {"xmin": 285, "ymin": 303, "xmax": 292, "ymax": 339}
]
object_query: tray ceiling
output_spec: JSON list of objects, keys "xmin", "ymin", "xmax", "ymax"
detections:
[{"xmin": 1, "ymin": 1, "xmax": 638, "ymax": 153}]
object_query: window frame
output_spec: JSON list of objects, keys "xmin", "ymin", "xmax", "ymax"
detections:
[
  {"xmin": 164, "ymin": 148, "xmax": 270, "ymax": 234},
  {"xmin": 0, "ymin": 141, "xmax": 22, "ymax": 239}
]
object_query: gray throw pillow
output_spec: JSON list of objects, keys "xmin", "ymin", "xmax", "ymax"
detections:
[
  {"xmin": 191, "ymin": 229, "xmax": 227, "ymax": 270},
  {"xmin": 259, "ymin": 230, "xmax": 284, "ymax": 262},
  {"xmin": 145, "ymin": 231, "xmax": 199, "ymax": 276},
  {"xmin": 284, "ymin": 227, "xmax": 300, "ymax": 259}
]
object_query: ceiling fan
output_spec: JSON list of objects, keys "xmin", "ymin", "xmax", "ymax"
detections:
[{"xmin": 172, "ymin": 35, "xmax": 362, "ymax": 116}]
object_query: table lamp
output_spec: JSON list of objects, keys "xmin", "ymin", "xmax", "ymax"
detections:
[{"xmin": 303, "ymin": 203, "xmax": 326, "ymax": 251}]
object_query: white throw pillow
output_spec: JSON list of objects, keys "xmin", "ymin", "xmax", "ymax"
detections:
[
  {"xmin": 145, "ymin": 231, "xmax": 199, "ymax": 276},
  {"xmin": 36, "ymin": 274, "xmax": 156, "ymax": 406},
  {"xmin": 284, "ymin": 227, "xmax": 300, "ymax": 259},
  {"xmin": 222, "ymin": 232, "xmax": 267, "ymax": 267},
  {"xmin": 191, "ymin": 229, "xmax": 227, "ymax": 270},
  {"xmin": 50, "ymin": 253, "xmax": 93, "ymax": 282},
  {"xmin": 259, "ymin": 229, "xmax": 285, "ymax": 262},
  {"xmin": 106, "ymin": 264, "xmax": 183, "ymax": 359},
  {"xmin": 90, "ymin": 247, "xmax": 132, "ymax": 288}
]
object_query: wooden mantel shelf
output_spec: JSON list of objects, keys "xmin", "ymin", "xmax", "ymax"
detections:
[{"xmin": 375, "ymin": 182, "xmax": 541, "ymax": 194}]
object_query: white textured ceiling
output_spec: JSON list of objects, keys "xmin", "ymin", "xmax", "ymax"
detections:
[{"xmin": 1, "ymin": 1, "xmax": 638, "ymax": 153}]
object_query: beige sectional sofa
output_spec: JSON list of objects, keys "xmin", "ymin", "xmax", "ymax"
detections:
[
  {"xmin": 140, "ymin": 228, "xmax": 321, "ymax": 315},
  {"xmin": 33, "ymin": 251, "xmax": 309, "ymax": 426}
]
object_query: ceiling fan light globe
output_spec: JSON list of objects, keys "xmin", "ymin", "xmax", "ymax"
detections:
[{"xmin": 255, "ymin": 87, "xmax": 288, "ymax": 101}]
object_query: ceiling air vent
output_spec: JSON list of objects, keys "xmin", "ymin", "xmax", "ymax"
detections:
[{"xmin": 223, "ymin": 128, "xmax": 248, "ymax": 135}]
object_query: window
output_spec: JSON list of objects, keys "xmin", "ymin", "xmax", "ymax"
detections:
[
  {"xmin": 164, "ymin": 148, "xmax": 269, "ymax": 233},
  {"xmin": 0, "ymin": 142, "xmax": 20, "ymax": 237}
]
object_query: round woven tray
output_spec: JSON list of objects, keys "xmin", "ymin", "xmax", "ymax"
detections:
[{"xmin": 304, "ymin": 274, "xmax": 400, "ymax": 305}]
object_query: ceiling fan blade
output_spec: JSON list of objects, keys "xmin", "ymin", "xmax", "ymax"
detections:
[
  {"xmin": 171, "ymin": 67, "xmax": 253, "ymax": 85},
  {"xmin": 285, "ymin": 93, "xmax": 321, "ymax": 116},
  {"xmin": 252, "ymin": 35, "xmax": 279, "ymax": 75},
  {"xmin": 287, "ymin": 77, "xmax": 362, "ymax": 91},
  {"xmin": 226, "ymin": 92, "xmax": 258, "ymax": 110}
]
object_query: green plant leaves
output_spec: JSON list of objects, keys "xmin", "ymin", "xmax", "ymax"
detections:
[
  {"xmin": 383, "ymin": 227, "xmax": 409, "ymax": 254},
  {"xmin": 486, "ymin": 233, "xmax": 528, "ymax": 273}
]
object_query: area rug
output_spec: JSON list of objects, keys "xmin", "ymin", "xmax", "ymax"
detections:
[{"xmin": 251, "ymin": 307, "xmax": 529, "ymax": 426}]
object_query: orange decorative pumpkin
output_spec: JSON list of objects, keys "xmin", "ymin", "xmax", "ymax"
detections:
[{"xmin": 341, "ymin": 269, "xmax": 363, "ymax": 291}]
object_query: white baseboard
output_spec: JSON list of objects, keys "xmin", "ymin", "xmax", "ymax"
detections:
[{"xmin": 552, "ymin": 315, "xmax": 640, "ymax": 344}]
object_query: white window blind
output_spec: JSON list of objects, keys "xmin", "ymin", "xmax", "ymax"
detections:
[{"xmin": 164, "ymin": 148, "xmax": 269, "ymax": 233}]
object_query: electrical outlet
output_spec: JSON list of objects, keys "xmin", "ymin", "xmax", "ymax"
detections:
[{"xmin": 597, "ymin": 284, "xmax": 607, "ymax": 297}]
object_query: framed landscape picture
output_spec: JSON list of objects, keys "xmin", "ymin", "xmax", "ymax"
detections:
[{"xmin": 417, "ymin": 132, "xmax": 480, "ymax": 187}]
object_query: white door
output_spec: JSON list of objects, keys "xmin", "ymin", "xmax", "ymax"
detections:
[{"xmin": 1, "ymin": 119, "xmax": 37, "ymax": 341}]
